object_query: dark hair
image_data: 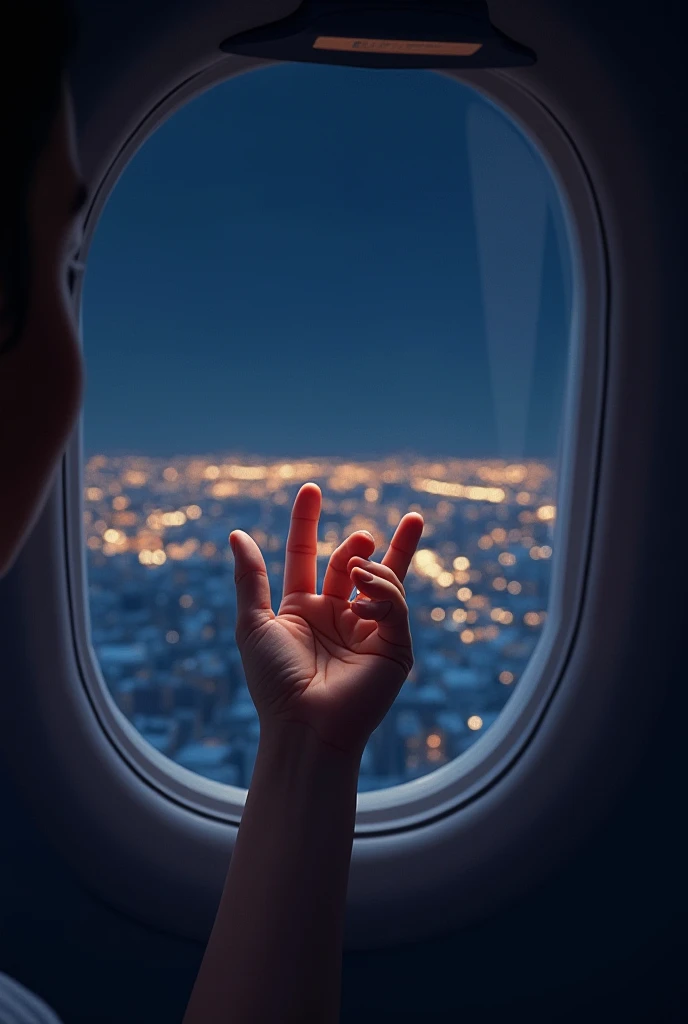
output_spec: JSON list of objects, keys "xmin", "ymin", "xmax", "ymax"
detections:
[{"xmin": 0, "ymin": 1, "xmax": 77, "ymax": 354}]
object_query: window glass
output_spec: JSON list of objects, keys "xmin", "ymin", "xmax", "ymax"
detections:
[{"xmin": 82, "ymin": 64, "xmax": 572, "ymax": 792}]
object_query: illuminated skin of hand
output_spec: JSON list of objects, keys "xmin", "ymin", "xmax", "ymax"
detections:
[{"xmin": 229, "ymin": 482, "xmax": 424, "ymax": 758}]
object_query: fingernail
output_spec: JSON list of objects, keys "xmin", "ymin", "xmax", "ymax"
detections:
[{"xmin": 356, "ymin": 569, "xmax": 374, "ymax": 582}]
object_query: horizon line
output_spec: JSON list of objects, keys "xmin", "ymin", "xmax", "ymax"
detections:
[{"xmin": 84, "ymin": 449, "xmax": 556, "ymax": 463}]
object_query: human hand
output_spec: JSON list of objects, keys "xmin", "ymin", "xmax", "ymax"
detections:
[{"xmin": 229, "ymin": 482, "xmax": 424, "ymax": 758}]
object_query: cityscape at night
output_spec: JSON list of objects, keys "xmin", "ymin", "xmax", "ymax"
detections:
[{"xmin": 84, "ymin": 451, "xmax": 556, "ymax": 791}]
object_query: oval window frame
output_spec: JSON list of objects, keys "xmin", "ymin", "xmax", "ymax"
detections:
[
  {"xmin": 70, "ymin": 61, "xmax": 604, "ymax": 832},
  {"xmin": 1, "ymin": 51, "xmax": 608, "ymax": 949}
]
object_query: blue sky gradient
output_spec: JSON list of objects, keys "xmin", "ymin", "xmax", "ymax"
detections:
[{"xmin": 82, "ymin": 64, "xmax": 572, "ymax": 460}]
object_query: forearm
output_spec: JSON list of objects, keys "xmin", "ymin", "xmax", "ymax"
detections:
[{"xmin": 183, "ymin": 720, "xmax": 361, "ymax": 1024}]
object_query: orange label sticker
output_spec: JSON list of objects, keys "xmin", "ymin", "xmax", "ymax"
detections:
[{"xmin": 313, "ymin": 36, "xmax": 482, "ymax": 56}]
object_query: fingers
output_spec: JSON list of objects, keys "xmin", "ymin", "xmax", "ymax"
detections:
[
  {"xmin": 230, "ymin": 530, "xmax": 274, "ymax": 643},
  {"xmin": 282, "ymin": 483, "xmax": 321, "ymax": 599},
  {"xmin": 381, "ymin": 512, "xmax": 424, "ymax": 584},
  {"xmin": 347, "ymin": 555, "xmax": 406, "ymax": 598},
  {"xmin": 349, "ymin": 564, "xmax": 412, "ymax": 650},
  {"xmin": 322, "ymin": 530, "xmax": 376, "ymax": 601}
]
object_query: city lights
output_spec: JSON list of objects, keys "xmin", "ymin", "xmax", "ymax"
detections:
[{"xmin": 85, "ymin": 453, "xmax": 556, "ymax": 791}]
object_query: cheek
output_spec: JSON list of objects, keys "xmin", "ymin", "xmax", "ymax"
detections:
[{"xmin": 0, "ymin": 306, "xmax": 83, "ymax": 577}]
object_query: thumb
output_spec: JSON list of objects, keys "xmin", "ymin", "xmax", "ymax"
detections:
[{"xmin": 230, "ymin": 530, "xmax": 274, "ymax": 642}]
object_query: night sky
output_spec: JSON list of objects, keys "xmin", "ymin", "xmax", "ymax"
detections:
[{"xmin": 82, "ymin": 63, "xmax": 572, "ymax": 461}]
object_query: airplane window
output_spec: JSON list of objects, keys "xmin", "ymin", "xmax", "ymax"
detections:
[{"xmin": 82, "ymin": 64, "xmax": 572, "ymax": 794}]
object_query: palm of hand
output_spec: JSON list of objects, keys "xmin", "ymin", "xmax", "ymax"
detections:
[
  {"xmin": 242, "ymin": 591, "xmax": 408, "ymax": 754},
  {"xmin": 231, "ymin": 483, "xmax": 424, "ymax": 755}
]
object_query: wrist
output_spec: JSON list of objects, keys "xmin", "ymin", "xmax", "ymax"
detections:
[{"xmin": 256, "ymin": 717, "xmax": 363, "ymax": 782}]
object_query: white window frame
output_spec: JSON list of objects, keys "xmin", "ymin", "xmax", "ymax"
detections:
[{"xmin": 0, "ymin": 54, "xmax": 608, "ymax": 948}]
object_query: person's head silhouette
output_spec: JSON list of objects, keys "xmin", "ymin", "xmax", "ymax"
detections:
[{"xmin": 0, "ymin": 1, "xmax": 85, "ymax": 578}]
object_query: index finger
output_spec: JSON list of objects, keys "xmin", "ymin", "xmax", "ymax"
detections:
[
  {"xmin": 380, "ymin": 512, "xmax": 424, "ymax": 583},
  {"xmin": 282, "ymin": 482, "xmax": 322, "ymax": 598}
]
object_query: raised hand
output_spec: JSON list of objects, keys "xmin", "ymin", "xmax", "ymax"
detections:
[{"xmin": 229, "ymin": 482, "xmax": 424, "ymax": 757}]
